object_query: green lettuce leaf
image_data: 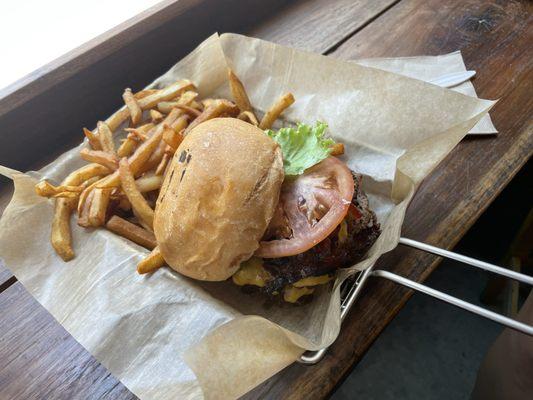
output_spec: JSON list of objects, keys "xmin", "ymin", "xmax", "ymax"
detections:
[{"xmin": 265, "ymin": 122, "xmax": 335, "ymax": 175}]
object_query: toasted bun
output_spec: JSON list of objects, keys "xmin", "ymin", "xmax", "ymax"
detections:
[{"xmin": 154, "ymin": 118, "xmax": 284, "ymax": 281}]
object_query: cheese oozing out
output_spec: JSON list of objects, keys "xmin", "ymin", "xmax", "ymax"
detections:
[{"xmin": 232, "ymin": 257, "xmax": 334, "ymax": 302}]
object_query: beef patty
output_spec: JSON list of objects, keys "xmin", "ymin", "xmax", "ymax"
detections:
[{"xmin": 262, "ymin": 173, "xmax": 380, "ymax": 294}]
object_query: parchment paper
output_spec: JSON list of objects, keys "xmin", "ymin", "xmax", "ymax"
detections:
[
  {"xmin": 0, "ymin": 33, "xmax": 494, "ymax": 399},
  {"xmin": 356, "ymin": 52, "xmax": 497, "ymax": 135}
]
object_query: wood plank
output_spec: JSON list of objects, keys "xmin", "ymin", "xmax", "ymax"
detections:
[
  {"xmin": 250, "ymin": 0, "xmax": 399, "ymax": 53},
  {"xmin": 245, "ymin": 0, "xmax": 533, "ymax": 398},
  {"xmin": 0, "ymin": 282, "xmax": 136, "ymax": 399}
]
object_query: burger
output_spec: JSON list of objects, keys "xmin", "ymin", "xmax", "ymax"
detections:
[{"xmin": 154, "ymin": 117, "xmax": 380, "ymax": 303}]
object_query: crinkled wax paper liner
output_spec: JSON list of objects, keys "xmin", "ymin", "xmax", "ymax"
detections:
[{"xmin": 0, "ymin": 33, "xmax": 494, "ymax": 399}]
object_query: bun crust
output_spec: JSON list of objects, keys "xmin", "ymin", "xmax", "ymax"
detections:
[{"xmin": 154, "ymin": 118, "xmax": 284, "ymax": 281}]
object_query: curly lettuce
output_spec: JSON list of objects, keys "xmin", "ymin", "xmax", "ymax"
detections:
[{"xmin": 265, "ymin": 122, "xmax": 335, "ymax": 176}]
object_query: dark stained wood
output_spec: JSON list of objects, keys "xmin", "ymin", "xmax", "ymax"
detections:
[
  {"xmin": 0, "ymin": 0, "xmax": 531, "ymax": 399},
  {"xmin": 249, "ymin": 0, "xmax": 399, "ymax": 53},
  {"xmin": 0, "ymin": 283, "xmax": 136, "ymax": 399},
  {"xmin": 244, "ymin": 0, "xmax": 533, "ymax": 398}
]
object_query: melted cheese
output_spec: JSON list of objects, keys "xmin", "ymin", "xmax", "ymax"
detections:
[
  {"xmin": 283, "ymin": 285, "xmax": 315, "ymax": 303},
  {"xmin": 338, "ymin": 219, "xmax": 348, "ymax": 243},
  {"xmin": 232, "ymin": 257, "xmax": 271, "ymax": 287},
  {"xmin": 292, "ymin": 274, "xmax": 333, "ymax": 288}
]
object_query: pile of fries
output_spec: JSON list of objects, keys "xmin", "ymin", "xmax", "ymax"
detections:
[{"xmin": 35, "ymin": 70, "xmax": 344, "ymax": 275}]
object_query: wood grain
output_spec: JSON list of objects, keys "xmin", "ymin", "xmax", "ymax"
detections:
[
  {"xmin": 249, "ymin": 0, "xmax": 399, "ymax": 53},
  {"xmin": 245, "ymin": 0, "xmax": 533, "ymax": 398},
  {"xmin": 0, "ymin": 283, "xmax": 136, "ymax": 399}
]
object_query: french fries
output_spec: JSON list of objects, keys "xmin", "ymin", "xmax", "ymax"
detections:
[
  {"xmin": 259, "ymin": 93, "xmax": 295, "ymax": 129},
  {"xmin": 184, "ymin": 99, "xmax": 239, "ymax": 134},
  {"xmin": 98, "ymin": 80, "xmax": 194, "ymax": 135},
  {"xmin": 237, "ymin": 111, "xmax": 259, "ymax": 126},
  {"xmin": 174, "ymin": 104, "xmax": 201, "ymax": 118},
  {"xmin": 51, "ymin": 199, "xmax": 75, "ymax": 261},
  {"xmin": 106, "ymin": 215, "xmax": 157, "ymax": 249},
  {"xmin": 134, "ymin": 89, "xmax": 158, "ymax": 99},
  {"xmin": 83, "ymin": 127, "xmax": 102, "ymax": 150},
  {"xmin": 35, "ymin": 181, "xmax": 83, "ymax": 198},
  {"xmin": 330, "ymin": 143, "xmax": 345, "ymax": 156},
  {"xmin": 155, "ymin": 153, "xmax": 171, "ymax": 176},
  {"xmin": 122, "ymin": 88, "xmax": 142, "ymax": 126},
  {"xmin": 135, "ymin": 174, "xmax": 163, "ymax": 192},
  {"xmin": 137, "ymin": 246, "xmax": 165, "ymax": 274},
  {"xmin": 117, "ymin": 123, "xmax": 154, "ymax": 158},
  {"xmin": 97, "ymin": 121, "xmax": 115, "ymax": 153},
  {"xmin": 150, "ymin": 109, "xmax": 163, "ymax": 123},
  {"xmin": 88, "ymin": 188, "xmax": 112, "ymax": 226},
  {"xmin": 157, "ymin": 90, "xmax": 198, "ymax": 114},
  {"xmin": 79, "ymin": 149, "xmax": 119, "ymax": 170},
  {"xmin": 228, "ymin": 69, "xmax": 254, "ymax": 113},
  {"xmin": 118, "ymin": 158, "xmax": 154, "ymax": 230}
]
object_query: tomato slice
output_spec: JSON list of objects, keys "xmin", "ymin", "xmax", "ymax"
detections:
[{"xmin": 256, "ymin": 156, "xmax": 354, "ymax": 258}]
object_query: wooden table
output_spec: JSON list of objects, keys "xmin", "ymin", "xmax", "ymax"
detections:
[{"xmin": 0, "ymin": 0, "xmax": 531, "ymax": 398}]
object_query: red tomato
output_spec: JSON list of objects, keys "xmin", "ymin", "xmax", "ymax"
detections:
[{"xmin": 256, "ymin": 157, "xmax": 354, "ymax": 258}]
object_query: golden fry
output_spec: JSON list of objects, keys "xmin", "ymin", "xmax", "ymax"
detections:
[
  {"xmin": 83, "ymin": 127, "xmax": 102, "ymax": 150},
  {"xmin": 102, "ymin": 80, "xmax": 193, "ymax": 132},
  {"xmin": 87, "ymin": 110, "xmax": 179, "ymax": 206},
  {"xmin": 259, "ymin": 93, "xmax": 295, "ymax": 130},
  {"xmin": 106, "ymin": 215, "xmax": 157, "ymax": 249},
  {"xmin": 162, "ymin": 126, "xmax": 184, "ymax": 151},
  {"xmin": 155, "ymin": 153, "xmax": 170, "ymax": 176},
  {"xmin": 175, "ymin": 104, "xmax": 201, "ymax": 118},
  {"xmin": 119, "ymin": 158, "xmax": 154, "ymax": 229},
  {"xmin": 97, "ymin": 121, "xmax": 115, "ymax": 153},
  {"xmin": 117, "ymin": 123, "xmax": 154, "ymax": 158},
  {"xmin": 88, "ymin": 188, "xmax": 112, "ymax": 226},
  {"xmin": 51, "ymin": 198, "xmax": 75, "ymax": 261},
  {"xmin": 122, "ymin": 88, "xmax": 142, "ymax": 126},
  {"xmin": 78, "ymin": 188, "xmax": 95, "ymax": 227},
  {"xmin": 50, "ymin": 166, "xmax": 109, "ymax": 255},
  {"xmin": 189, "ymin": 100, "xmax": 203, "ymax": 110},
  {"xmin": 141, "ymin": 140, "xmax": 167, "ymax": 173},
  {"xmin": 139, "ymin": 80, "xmax": 195, "ymax": 110},
  {"xmin": 201, "ymin": 98, "xmax": 216, "ymax": 108},
  {"xmin": 178, "ymin": 90, "xmax": 199, "ymax": 104},
  {"xmin": 135, "ymin": 174, "xmax": 163, "ymax": 192},
  {"xmin": 79, "ymin": 148, "xmax": 119, "ymax": 170},
  {"xmin": 63, "ymin": 163, "xmax": 110, "ymax": 187},
  {"xmin": 237, "ymin": 111, "xmax": 259, "ymax": 126},
  {"xmin": 150, "ymin": 109, "xmax": 164, "ymax": 123},
  {"xmin": 330, "ymin": 143, "xmax": 345, "ymax": 156},
  {"xmin": 137, "ymin": 246, "xmax": 165, "ymax": 274},
  {"xmin": 134, "ymin": 89, "xmax": 158, "ymax": 99},
  {"xmin": 157, "ymin": 90, "xmax": 198, "ymax": 114},
  {"xmin": 184, "ymin": 99, "xmax": 239, "ymax": 134},
  {"xmin": 228, "ymin": 68, "xmax": 253, "ymax": 112},
  {"xmin": 124, "ymin": 128, "xmax": 148, "ymax": 141},
  {"xmin": 35, "ymin": 181, "xmax": 83, "ymax": 198}
]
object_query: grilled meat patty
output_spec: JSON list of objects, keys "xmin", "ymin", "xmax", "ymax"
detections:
[{"xmin": 262, "ymin": 173, "xmax": 380, "ymax": 294}]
